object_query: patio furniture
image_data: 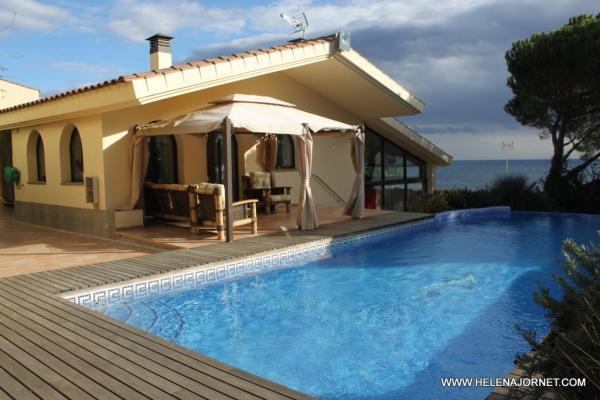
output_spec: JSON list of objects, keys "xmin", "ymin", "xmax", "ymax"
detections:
[
  {"xmin": 192, "ymin": 183, "xmax": 258, "ymax": 240},
  {"xmin": 243, "ymin": 171, "xmax": 291, "ymax": 214},
  {"xmin": 143, "ymin": 182, "xmax": 258, "ymax": 240}
]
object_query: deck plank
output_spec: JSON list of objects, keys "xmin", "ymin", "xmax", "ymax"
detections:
[
  {"xmin": 0, "ymin": 279, "xmax": 311, "ymax": 400},
  {"xmin": 0, "ymin": 317, "xmax": 118, "ymax": 400}
]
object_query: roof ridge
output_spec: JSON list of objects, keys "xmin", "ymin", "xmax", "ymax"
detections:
[{"xmin": 0, "ymin": 33, "xmax": 337, "ymax": 115}]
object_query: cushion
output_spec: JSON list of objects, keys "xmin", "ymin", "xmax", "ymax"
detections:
[
  {"xmin": 194, "ymin": 182, "xmax": 225, "ymax": 196},
  {"xmin": 269, "ymin": 194, "xmax": 291, "ymax": 202},
  {"xmin": 249, "ymin": 171, "xmax": 271, "ymax": 189},
  {"xmin": 193, "ymin": 183, "xmax": 225, "ymax": 209}
]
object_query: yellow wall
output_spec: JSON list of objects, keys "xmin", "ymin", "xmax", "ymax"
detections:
[
  {"xmin": 0, "ymin": 80, "xmax": 39, "ymax": 109},
  {"xmin": 11, "ymin": 115, "xmax": 105, "ymax": 209}
]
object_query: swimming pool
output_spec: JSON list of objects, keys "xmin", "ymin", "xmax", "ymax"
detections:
[{"xmin": 92, "ymin": 211, "xmax": 599, "ymax": 400}]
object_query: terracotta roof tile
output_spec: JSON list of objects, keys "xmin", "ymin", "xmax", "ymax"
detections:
[{"xmin": 0, "ymin": 34, "xmax": 336, "ymax": 115}]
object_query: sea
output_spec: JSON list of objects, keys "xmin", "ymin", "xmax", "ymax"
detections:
[{"xmin": 436, "ymin": 159, "xmax": 584, "ymax": 190}]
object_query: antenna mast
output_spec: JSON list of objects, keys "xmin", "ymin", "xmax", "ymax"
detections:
[
  {"xmin": 501, "ymin": 141, "xmax": 514, "ymax": 175},
  {"xmin": 280, "ymin": 12, "xmax": 309, "ymax": 39}
]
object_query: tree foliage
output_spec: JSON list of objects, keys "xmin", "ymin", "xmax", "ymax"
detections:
[
  {"xmin": 505, "ymin": 14, "xmax": 600, "ymax": 204},
  {"xmin": 511, "ymin": 236, "xmax": 600, "ymax": 400}
]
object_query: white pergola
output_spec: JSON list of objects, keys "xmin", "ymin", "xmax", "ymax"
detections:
[{"xmin": 129, "ymin": 94, "xmax": 365, "ymax": 241}]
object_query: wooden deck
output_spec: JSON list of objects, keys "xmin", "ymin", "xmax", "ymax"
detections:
[{"xmin": 0, "ymin": 211, "xmax": 431, "ymax": 400}]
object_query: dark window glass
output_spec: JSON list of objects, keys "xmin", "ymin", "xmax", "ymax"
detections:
[
  {"xmin": 407, "ymin": 181, "xmax": 424, "ymax": 206},
  {"xmin": 383, "ymin": 140, "xmax": 404, "ymax": 183},
  {"xmin": 364, "ymin": 130, "xmax": 383, "ymax": 209},
  {"xmin": 207, "ymin": 133, "xmax": 239, "ymax": 200},
  {"xmin": 406, "ymin": 155, "xmax": 424, "ymax": 179},
  {"xmin": 146, "ymin": 135, "xmax": 178, "ymax": 184},
  {"xmin": 275, "ymin": 135, "xmax": 294, "ymax": 169},
  {"xmin": 365, "ymin": 130, "xmax": 382, "ymax": 186},
  {"xmin": 383, "ymin": 183, "xmax": 406, "ymax": 211},
  {"xmin": 36, "ymin": 135, "xmax": 46, "ymax": 182},
  {"xmin": 364, "ymin": 128, "xmax": 427, "ymax": 211},
  {"xmin": 69, "ymin": 129, "xmax": 84, "ymax": 182}
]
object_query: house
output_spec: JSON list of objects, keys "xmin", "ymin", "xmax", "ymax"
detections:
[
  {"xmin": 0, "ymin": 79, "xmax": 39, "ymax": 205},
  {"xmin": 0, "ymin": 32, "xmax": 451, "ymax": 238}
]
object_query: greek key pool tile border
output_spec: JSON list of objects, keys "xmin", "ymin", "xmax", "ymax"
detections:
[{"xmin": 63, "ymin": 218, "xmax": 435, "ymax": 308}]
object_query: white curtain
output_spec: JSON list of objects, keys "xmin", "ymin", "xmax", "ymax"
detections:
[
  {"xmin": 296, "ymin": 124, "xmax": 318, "ymax": 230},
  {"xmin": 343, "ymin": 127, "xmax": 365, "ymax": 219}
]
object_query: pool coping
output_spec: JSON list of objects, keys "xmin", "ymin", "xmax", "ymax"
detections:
[
  {"xmin": 63, "ymin": 216, "xmax": 438, "ymax": 307},
  {"xmin": 63, "ymin": 207, "xmax": 516, "ymax": 308}
]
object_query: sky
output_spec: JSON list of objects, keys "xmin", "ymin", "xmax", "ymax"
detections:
[{"xmin": 0, "ymin": 0, "xmax": 597, "ymax": 160}]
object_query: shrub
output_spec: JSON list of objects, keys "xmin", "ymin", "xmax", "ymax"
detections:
[
  {"xmin": 407, "ymin": 191, "xmax": 449, "ymax": 213},
  {"xmin": 444, "ymin": 187, "xmax": 499, "ymax": 210},
  {"xmin": 487, "ymin": 174, "xmax": 549, "ymax": 211},
  {"xmin": 511, "ymin": 236, "xmax": 600, "ymax": 400}
]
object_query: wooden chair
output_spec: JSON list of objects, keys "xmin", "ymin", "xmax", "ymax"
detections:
[
  {"xmin": 191, "ymin": 183, "xmax": 258, "ymax": 240},
  {"xmin": 243, "ymin": 171, "xmax": 291, "ymax": 214},
  {"xmin": 143, "ymin": 182, "xmax": 257, "ymax": 240}
]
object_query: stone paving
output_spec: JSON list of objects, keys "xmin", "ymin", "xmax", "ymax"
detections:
[{"xmin": 0, "ymin": 206, "xmax": 155, "ymax": 278}]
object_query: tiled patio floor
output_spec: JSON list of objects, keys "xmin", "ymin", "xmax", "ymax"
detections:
[{"xmin": 0, "ymin": 206, "xmax": 155, "ymax": 278}]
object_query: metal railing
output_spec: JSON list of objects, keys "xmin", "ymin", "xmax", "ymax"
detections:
[{"xmin": 311, "ymin": 173, "xmax": 347, "ymax": 204}]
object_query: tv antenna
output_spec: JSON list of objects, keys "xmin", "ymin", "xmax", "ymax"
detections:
[
  {"xmin": 280, "ymin": 12, "xmax": 309, "ymax": 39},
  {"xmin": 501, "ymin": 141, "xmax": 514, "ymax": 175}
]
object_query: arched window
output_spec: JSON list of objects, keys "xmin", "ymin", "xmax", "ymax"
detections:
[
  {"xmin": 36, "ymin": 135, "xmax": 46, "ymax": 182},
  {"xmin": 146, "ymin": 135, "xmax": 178, "ymax": 183},
  {"xmin": 275, "ymin": 134, "xmax": 294, "ymax": 169},
  {"xmin": 69, "ymin": 128, "xmax": 84, "ymax": 182}
]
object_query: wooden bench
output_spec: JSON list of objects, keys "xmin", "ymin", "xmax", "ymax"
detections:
[{"xmin": 144, "ymin": 182, "xmax": 258, "ymax": 240}]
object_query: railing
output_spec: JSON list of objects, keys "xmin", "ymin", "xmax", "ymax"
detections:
[{"xmin": 311, "ymin": 173, "xmax": 347, "ymax": 205}]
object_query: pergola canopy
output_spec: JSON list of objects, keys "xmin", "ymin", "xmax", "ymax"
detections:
[
  {"xmin": 136, "ymin": 94, "xmax": 357, "ymax": 136},
  {"xmin": 129, "ymin": 94, "xmax": 364, "ymax": 239}
]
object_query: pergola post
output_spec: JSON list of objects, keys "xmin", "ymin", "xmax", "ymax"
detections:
[{"xmin": 223, "ymin": 117, "xmax": 234, "ymax": 242}]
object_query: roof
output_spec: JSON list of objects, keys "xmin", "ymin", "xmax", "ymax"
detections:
[{"xmin": 0, "ymin": 35, "xmax": 337, "ymax": 115}]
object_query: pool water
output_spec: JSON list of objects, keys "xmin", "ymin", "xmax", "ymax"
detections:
[{"xmin": 96, "ymin": 212, "xmax": 599, "ymax": 399}]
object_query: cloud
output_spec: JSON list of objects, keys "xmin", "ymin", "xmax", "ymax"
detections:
[
  {"xmin": 105, "ymin": 0, "xmax": 247, "ymax": 42},
  {"xmin": 0, "ymin": 0, "xmax": 72, "ymax": 32},
  {"xmin": 6, "ymin": 0, "xmax": 596, "ymax": 160},
  {"xmin": 48, "ymin": 61, "xmax": 126, "ymax": 76}
]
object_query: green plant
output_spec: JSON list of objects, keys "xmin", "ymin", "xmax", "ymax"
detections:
[
  {"xmin": 511, "ymin": 236, "xmax": 600, "ymax": 400},
  {"xmin": 487, "ymin": 174, "xmax": 549, "ymax": 211},
  {"xmin": 505, "ymin": 14, "xmax": 600, "ymax": 203},
  {"xmin": 407, "ymin": 191, "xmax": 449, "ymax": 213},
  {"xmin": 444, "ymin": 187, "xmax": 499, "ymax": 210}
]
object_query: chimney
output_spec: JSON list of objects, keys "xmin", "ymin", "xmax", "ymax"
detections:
[{"xmin": 146, "ymin": 33, "xmax": 173, "ymax": 70}]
